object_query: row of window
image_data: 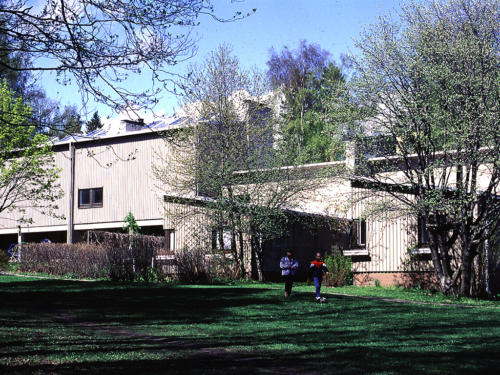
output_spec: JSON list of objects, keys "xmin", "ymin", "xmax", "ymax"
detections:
[
  {"xmin": 78, "ymin": 188, "xmax": 430, "ymax": 250},
  {"xmin": 166, "ymin": 219, "xmax": 427, "ymax": 253},
  {"xmin": 351, "ymin": 218, "xmax": 431, "ymax": 249}
]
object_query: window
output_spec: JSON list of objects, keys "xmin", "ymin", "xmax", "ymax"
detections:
[
  {"xmin": 78, "ymin": 188, "xmax": 103, "ymax": 208},
  {"xmin": 350, "ymin": 219, "xmax": 366, "ymax": 248},
  {"xmin": 211, "ymin": 228, "xmax": 233, "ymax": 251},
  {"xmin": 418, "ymin": 217, "xmax": 430, "ymax": 246},
  {"xmin": 165, "ymin": 229, "xmax": 175, "ymax": 251}
]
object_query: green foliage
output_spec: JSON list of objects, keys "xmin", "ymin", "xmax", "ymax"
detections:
[
  {"xmin": 86, "ymin": 111, "xmax": 102, "ymax": 134},
  {"xmin": 0, "ymin": 79, "xmax": 62, "ymax": 222},
  {"xmin": 123, "ymin": 212, "xmax": 141, "ymax": 235},
  {"xmin": 47, "ymin": 104, "xmax": 82, "ymax": 138},
  {"xmin": 324, "ymin": 249, "xmax": 352, "ymax": 287},
  {"xmin": 348, "ymin": 0, "xmax": 500, "ymax": 296},
  {"xmin": 269, "ymin": 42, "xmax": 348, "ymax": 164}
]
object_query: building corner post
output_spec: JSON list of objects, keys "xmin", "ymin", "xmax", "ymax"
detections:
[{"xmin": 67, "ymin": 142, "xmax": 75, "ymax": 243}]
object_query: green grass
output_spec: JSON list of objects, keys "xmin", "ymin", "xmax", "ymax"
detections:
[
  {"xmin": 295, "ymin": 284, "xmax": 500, "ymax": 307},
  {"xmin": 1, "ymin": 275, "xmax": 499, "ymax": 374}
]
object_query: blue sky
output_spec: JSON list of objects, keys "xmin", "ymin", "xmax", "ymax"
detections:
[{"xmin": 41, "ymin": 0, "xmax": 399, "ymax": 121}]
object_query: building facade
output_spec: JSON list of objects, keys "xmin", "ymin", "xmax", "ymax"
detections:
[{"xmin": 3, "ymin": 117, "xmax": 489, "ymax": 286}]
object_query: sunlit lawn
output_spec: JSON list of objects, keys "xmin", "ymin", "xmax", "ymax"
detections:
[{"xmin": 1, "ymin": 275, "xmax": 499, "ymax": 374}]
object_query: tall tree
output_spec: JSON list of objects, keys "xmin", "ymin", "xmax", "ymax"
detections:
[
  {"xmin": 86, "ymin": 112, "xmax": 102, "ymax": 134},
  {"xmin": 0, "ymin": 0, "xmax": 254, "ymax": 112},
  {"xmin": 0, "ymin": 79, "xmax": 62, "ymax": 223},
  {"xmin": 155, "ymin": 45, "xmax": 329, "ymax": 280},
  {"xmin": 0, "ymin": 20, "xmax": 72, "ymax": 136},
  {"xmin": 348, "ymin": 0, "xmax": 500, "ymax": 296},
  {"xmin": 267, "ymin": 41, "xmax": 347, "ymax": 163},
  {"xmin": 47, "ymin": 105, "xmax": 83, "ymax": 138}
]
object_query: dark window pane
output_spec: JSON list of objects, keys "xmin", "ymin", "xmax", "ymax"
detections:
[
  {"xmin": 79, "ymin": 189, "xmax": 90, "ymax": 206},
  {"xmin": 360, "ymin": 220, "xmax": 366, "ymax": 245},
  {"xmin": 350, "ymin": 219, "xmax": 366, "ymax": 248},
  {"xmin": 418, "ymin": 217, "xmax": 430, "ymax": 245},
  {"xmin": 93, "ymin": 188, "xmax": 103, "ymax": 205}
]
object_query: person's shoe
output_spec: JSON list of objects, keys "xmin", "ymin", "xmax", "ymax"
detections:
[
  {"xmin": 284, "ymin": 292, "xmax": 290, "ymax": 298},
  {"xmin": 315, "ymin": 297, "xmax": 321, "ymax": 302},
  {"xmin": 320, "ymin": 297, "xmax": 327, "ymax": 303}
]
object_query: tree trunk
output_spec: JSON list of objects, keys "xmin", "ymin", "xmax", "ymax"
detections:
[
  {"xmin": 250, "ymin": 244, "xmax": 259, "ymax": 280},
  {"xmin": 461, "ymin": 247, "xmax": 473, "ymax": 297},
  {"xmin": 485, "ymin": 226, "xmax": 491, "ymax": 297},
  {"xmin": 250, "ymin": 231, "xmax": 265, "ymax": 281},
  {"xmin": 238, "ymin": 230, "xmax": 246, "ymax": 277}
]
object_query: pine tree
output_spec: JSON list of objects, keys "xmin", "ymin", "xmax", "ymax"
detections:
[{"xmin": 86, "ymin": 111, "xmax": 102, "ymax": 134}]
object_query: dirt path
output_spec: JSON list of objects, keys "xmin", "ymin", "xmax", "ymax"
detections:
[{"xmin": 51, "ymin": 311, "xmax": 319, "ymax": 375}]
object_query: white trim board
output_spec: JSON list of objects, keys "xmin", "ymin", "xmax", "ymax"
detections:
[
  {"xmin": 75, "ymin": 219, "xmax": 163, "ymax": 230},
  {"xmin": 0, "ymin": 225, "xmax": 67, "ymax": 235},
  {"xmin": 0, "ymin": 219, "xmax": 164, "ymax": 235}
]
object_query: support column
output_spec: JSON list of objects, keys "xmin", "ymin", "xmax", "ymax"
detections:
[
  {"xmin": 17, "ymin": 225, "xmax": 23, "ymax": 261},
  {"xmin": 67, "ymin": 142, "xmax": 75, "ymax": 243}
]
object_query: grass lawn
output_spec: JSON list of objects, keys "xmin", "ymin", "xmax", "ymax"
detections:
[
  {"xmin": 1, "ymin": 275, "xmax": 499, "ymax": 374},
  {"xmin": 295, "ymin": 284, "xmax": 500, "ymax": 307}
]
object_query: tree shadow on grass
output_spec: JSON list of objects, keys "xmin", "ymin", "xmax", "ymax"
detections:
[{"xmin": 1, "ymin": 279, "xmax": 500, "ymax": 374}]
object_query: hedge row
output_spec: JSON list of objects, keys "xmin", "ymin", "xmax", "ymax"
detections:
[{"xmin": 18, "ymin": 231, "xmax": 233, "ymax": 282}]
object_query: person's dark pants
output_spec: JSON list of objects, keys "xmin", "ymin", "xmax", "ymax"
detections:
[
  {"xmin": 284, "ymin": 274, "xmax": 294, "ymax": 296},
  {"xmin": 313, "ymin": 276, "xmax": 322, "ymax": 298}
]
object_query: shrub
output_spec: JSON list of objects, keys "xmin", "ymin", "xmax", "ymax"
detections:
[
  {"xmin": 18, "ymin": 231, "xmax": 241, "ymax": 283},
  {"xmin": 20, "ymin": 231, "xmax": 166, "ymax": 281},
  {"xmin": 174, "ymin": 248, "xmax": 235, "ymax": 284},
  {"xmin": 88, "ymin": 231, "xmax": 164, "ymax": 282},
  {"xmin": 19, "ymin": 243, "xmax": 108, "ymax": 278},
  {"xmin": 324, "ymin": 250, "xmax": 352, "ymax": 287}
]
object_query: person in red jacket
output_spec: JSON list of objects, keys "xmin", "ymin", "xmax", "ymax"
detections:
[{"xmin": 309, "ymin": 252, "xmax": 329, "ymax": 302}]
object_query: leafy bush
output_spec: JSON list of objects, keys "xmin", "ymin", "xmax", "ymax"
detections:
[{"xmin": 324, "ymin": 250, "xmax": 352, "ymax": 287}]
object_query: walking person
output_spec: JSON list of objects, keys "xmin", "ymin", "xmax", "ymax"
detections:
[
  {"xmin": 309, "ymin": 252, "xmax": 329, "ymax": 302},
  {"xmin": 280, "ymin": 250, "xmax": 299, "ymax": 297}
]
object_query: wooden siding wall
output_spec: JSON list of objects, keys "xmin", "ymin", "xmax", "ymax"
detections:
[
  {"xmin": 349, "ymin": 187, "xmax": 417, "ymax": 273},
  {"xmin": 0, "ymin": 148, "xmax": 70, "ymax": 229},
  {"xmin": 73, "ymin": 135, "xmax": 168, "ymax": 224},
  {"xmin": 0, "ymin": 134, "xmax": 174, "ymax": 230},
  {"xmin": 163, "ymin": 201, "xmax": 213, "ymax": 251},
  {"xmin": 0, "ymin": 131, "xmax": 442, "ymax": 276}
]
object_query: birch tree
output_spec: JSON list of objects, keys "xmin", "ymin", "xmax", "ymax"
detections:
[
  {"xmin": 155, "ymin": 45, "xmax": 332, "ymax": 280},
  {"xmin": 348, "ymin": 0, "xmax": 499, "ymax": 296}
]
